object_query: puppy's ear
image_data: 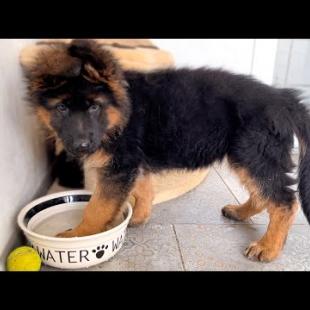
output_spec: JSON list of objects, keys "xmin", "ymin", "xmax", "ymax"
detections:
[
  {"xmin": 20, "ymin": 40, "xmax": 72, "ymax": 72},
  {"xmin": 20, "ymin": 44, "xmax": 49, "ymax": 73},
  {"xmin": 68, "ymin": 39, "xmax": 124, "ymax": 84},
  {"xmin": 20, "ymin": 41, "xmax": 82, "ymax": 92}
]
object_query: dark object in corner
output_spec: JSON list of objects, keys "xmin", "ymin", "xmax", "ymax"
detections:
[{"xmin": 52, "ymin": 151, "xmax": 84, "ymax": 189}]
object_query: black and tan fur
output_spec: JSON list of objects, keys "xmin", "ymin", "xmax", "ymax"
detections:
[{"xmin": 22, "ymin": 39, "xmax": 310, "ymax": 262}]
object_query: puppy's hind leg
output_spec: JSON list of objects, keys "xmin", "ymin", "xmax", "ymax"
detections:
[
  {"xmin": 225, "ymin": 159, "xmax": 298, "ymax": 262},
  {"xmin": 245, "ymin": 200, "xmax": 298, "ymax": 262},
  {"xmin": 222, "ymin": 198, "xmax": 267, "ymax": 222},
  {"xmin": 222, "ymin": 162, "xmax": 268, "ymax": 221}
]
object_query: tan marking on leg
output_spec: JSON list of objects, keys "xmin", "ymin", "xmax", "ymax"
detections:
[
  {"xmin": 222, "ymin": 198, "xmax": 267, "ymax": 221},
  {"xmin": 56, "ymin": 169, "xmax": 124, "ymax": 237},
  {"xmin": 229, "ymin": 162, "xmax": 264, "ymax": 199},
  {"xmin": 56, "ymin": 185, "xmax": 121, "ymax": 237},
  {"xmin": 129, "ymin": 173, "xmax": 154, "ymax": 226},
  {"xmin": 222, "ymin": 162, "xmax": 268, "ymax": 221},
  {"xmin": 56, "ymin": 152, "xmax": 123, "ymax": 237},
  {"xmin": 225, "ymin": 160, "xmax": 298, "ymax": 262},
  {"xmin": 84, "ymin": 166, "xmax": 98, "ymax": 191},
  {"xmin": 245, "ymin": 201, "xmax": 298, "ymax": 262},
  {"xmin": 83, "ymin": 150, "xmax": 111, "ymax": 192}
]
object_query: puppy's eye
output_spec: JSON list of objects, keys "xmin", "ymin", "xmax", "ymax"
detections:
[
  {"xmin": 88, "ymin": 104, "xmax": 100, "ymax": 112},
  {"xmin": 56, "ymin": 104, "xmax": 68, "ymax": 113}
]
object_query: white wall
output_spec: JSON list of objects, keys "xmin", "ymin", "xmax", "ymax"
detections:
[
  {"xmin": 273, "ymin": 39, "xmax": 310, "ymax": 103},
  {"xmin": 152, "ymin": 39, "xmax": 278, "ymax": 85},
  {"xmin": 152, "ymin": 39, "xmax": 301, "ymax": 150},
  {"xmin": 0, "ymin": 39, "xmax": 48, "ymax": 269}
]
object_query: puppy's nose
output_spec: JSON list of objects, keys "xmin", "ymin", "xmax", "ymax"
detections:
[{"xmin": 74, "ymin": 139, "xmax": 90, "ymax": 153}]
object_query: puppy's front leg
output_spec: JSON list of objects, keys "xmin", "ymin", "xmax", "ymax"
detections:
[
  {"xmin": 130, "ymin": 172, "xmax": 154, "ymax": 226},
  {"xmin": 57, "ymin": 167, "xmax": 137, "ymax": 238}
]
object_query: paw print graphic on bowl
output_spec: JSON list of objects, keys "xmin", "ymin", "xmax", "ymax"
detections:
[{"xmin": 92, "ymin": 244, "xmax": 109, "ymax": 259}]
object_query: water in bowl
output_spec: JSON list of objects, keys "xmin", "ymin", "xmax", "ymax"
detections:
[
  {"xmin": 30, "ymin": 205, "xmax": 84, "ymax": 237},
  {"xmin": 28, "ymin": 203, "xmax": 125, "ymax": 237}
]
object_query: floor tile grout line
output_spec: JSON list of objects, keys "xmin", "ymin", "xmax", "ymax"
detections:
[
  {"xmin": 151, "ymin": 221, "xmax": 257, "ymax": 225},
  {"xmin": 172, "ymin": 224, "xmax": 186, "ymax": 271},
  {"xmin": 151, "ymin": 222, "xmax": 308, "ymax": 226},
  {"xmin": 212, "ymin": 166, "xmax": 242, "ymax": 205}
]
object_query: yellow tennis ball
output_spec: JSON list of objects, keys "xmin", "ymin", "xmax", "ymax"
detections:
[{"xmin": 6, "ymin": 246, "xmax": 41, "ymax": 271}]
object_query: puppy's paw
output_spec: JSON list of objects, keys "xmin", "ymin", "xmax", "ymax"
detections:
[
  {"xmin": 244, "ymin": 241, "xmax": 281, "ymax": 262},
  {"xmin": 222, "ymin": 204, "xmax": 244, "ymax": 221},
  {"xmin": 129, "ymin": 209, "xmax": 151, "ymax": 226},
  {"xmin": 55, "ymin": 229, "xmax": 76, "ymax": 238}
]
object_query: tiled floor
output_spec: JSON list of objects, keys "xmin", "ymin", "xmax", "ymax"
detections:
[{"xmin": 42, "ymin": 156, "xmax": 310, "ymax": 271}]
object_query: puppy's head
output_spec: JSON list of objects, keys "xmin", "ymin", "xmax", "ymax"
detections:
[{"xmin": 21, "ymin": 39, "xmax": 130, "ymax": 157}]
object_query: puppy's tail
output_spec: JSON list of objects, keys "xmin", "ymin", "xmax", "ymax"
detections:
[{"xmin": 283, "ymin": 89, "xmax": 310, "ymax": 224}]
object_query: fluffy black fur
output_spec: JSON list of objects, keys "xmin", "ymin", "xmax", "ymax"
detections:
[
  {"xmin": 26, "ymin": 40, "xmax": 310, "ymax": 224},
  {"xmin": 112, "ymin": 68, "xmax": 310, "ymax": 220}
]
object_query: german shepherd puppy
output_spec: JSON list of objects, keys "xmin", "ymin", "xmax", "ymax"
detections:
[{"xmin": 22, "ymin": 39, "xmax": 310, "ymax": 262}]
